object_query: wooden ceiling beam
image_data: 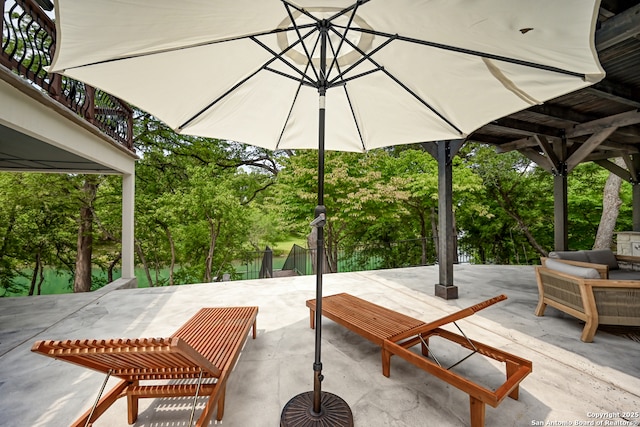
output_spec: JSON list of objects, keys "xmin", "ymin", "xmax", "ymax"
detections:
[
  {"xmin": 586, "ymin": 81, "xmax": 640, "ymax": 109},
  {"xmin": 494, "ymin": 136, "xmax": 540, "ymax": 153},
  {"xmin": 520, "ymin": 148, "xmax": 553, "ymax": 173},
  {"xmin": 595, "ymin": 3, "xmax": 640, "ymax": 51},
  {"xmin": 492, "ymin": 118, "xmax": 564, "ymax": 138},
  {"xmin": 565, "ymin": 109, "xmax": 640, "ymax": 138},
  {"xmin": 567, "ymin": 127, "xmax": 619, "ymax": 172},
  {"xmin": 526, "ymin": 104, "xmax": 594, "ymax": 124},
  {"xmin": 533, "ymin": 135, "xmax": 561, "ymax": 171}
]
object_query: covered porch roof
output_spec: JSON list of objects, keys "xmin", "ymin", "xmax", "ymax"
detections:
[{"xmin": 468, "ymin": 0, "xmax": 640, "ymax": 167}]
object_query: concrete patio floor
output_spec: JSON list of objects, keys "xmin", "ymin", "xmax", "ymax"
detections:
[{"xmin": 1, "ymin": 264, "xmax": 639, "ymax": 427}]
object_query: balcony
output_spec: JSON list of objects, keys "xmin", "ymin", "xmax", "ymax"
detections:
[
  {"xmin": 0, "ymin": 265, "xmax": 638, "ymax": 426},
  {"xmin": 1, "ymin": 0, "xmax": 136, "ymax": 281},
  {"xmin": 1, "ymin": 0, "xmax": 135, "ymax": 171}
]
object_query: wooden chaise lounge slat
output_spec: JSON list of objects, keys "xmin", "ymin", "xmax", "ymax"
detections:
[
  {"xmin": 32, "ymin": 306, "xmax": 258, "ymax": 427},
  {"xmin": 306, "ymin": 293, "xmax": 532, "ymax": 427}
]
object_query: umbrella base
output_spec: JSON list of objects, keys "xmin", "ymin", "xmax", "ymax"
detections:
[{"xmin": 280, "ymin": 391, "xmax": 353, "ymax": 427}]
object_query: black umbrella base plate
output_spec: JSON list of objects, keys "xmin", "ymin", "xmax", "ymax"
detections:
[{"xmin": 280, "ymin": 391, "xmax": 353, "ymax": 427}]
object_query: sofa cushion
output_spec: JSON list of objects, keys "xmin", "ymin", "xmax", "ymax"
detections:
[
  {"xmin": 585, "ymin": 249, "xmax": 619, "ymax": 270},
  {"xmin": 607, "ymin": 270, "xmax": 640, "ymax": 280},
  {"xmin": 548, "ymin": 250, "xmax": 589, "ymax": 263},
  {"xmin": 545, "ymin": 258, "xmax": 601, "ymax": 279}
]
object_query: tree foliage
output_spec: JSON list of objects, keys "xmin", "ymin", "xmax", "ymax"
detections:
[{"xmin": 0, "ymin": 122, "xmax": 634, "ymax": 295}]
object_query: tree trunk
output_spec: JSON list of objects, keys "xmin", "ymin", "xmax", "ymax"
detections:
[
  {"xmin": 593, "ymin": 158, "xmax": 624, "ymax": 249},
  {"xmin": 28, "ymin": 251, "xmax": 40, "ymax": 296},
  {"xmin": 107, "ymin": 252, "xmax": 121, "ymax": 283},
  {"xmin": 418, "ymin": 211, "xmax": 428, "ymax": 265},
  {"xmin": 135, "ymin": 241, "xmax": 154, "ymax": 287},
  {"xmin": 74, "ymin": 179, "xmax": 98, "ymax": 293},
  {"xmin": 160, "ymin": 223, "xmax": 176, "ymax": 286},
  {"xmin": 204, "ymin": 217, "xmax": 220, "ymax": 282},
  {"xmin": 37, "ymin": 262, "xmax": 45, "ymax": 295},
  {"xmin": 497, "ymin": 190, "xmax": 548, "ymax": 257},
  {"xmin": 325, "ymin": 222, "xmax": 338, "ymax": 273},
  {"xmin": 307, "ymin": 227, "xmax": 331, "ymax": 274}
]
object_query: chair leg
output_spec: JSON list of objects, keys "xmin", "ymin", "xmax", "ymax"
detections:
[
  {"xmin": 216, "ymin": 385, "xmax": 226, "ymax": 421},
  {"xmin": 534, "ymin": 299, "xmax": 546, "ymax": 316},
  {"xmin": 127, "ymin": 380, "xmax": 140, "ymax": 424},
  {"xmin": 581, "ymin": 318, "xmax": 598, "ymax": 343},
  {"xmin": 71, "ymin": 380, "xmax": 130, "ymax": 427},
  {"xmin": 382, "ymin": 347, "xmax": 391, "ymax": 377},
  {"xmin": 506, "ymin": 362, "xmax": 520, "ymax": 400},
  {"xmin": 195, "ymin": 383, "xmax": 225, "ymax": 427},
  {"xmin": 469, "ymin": 396, "xmax": 486, "ymax": 427}
]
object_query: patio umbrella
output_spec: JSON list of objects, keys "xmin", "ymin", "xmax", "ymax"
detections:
[{"xmin": 49, "ymin": 1, "xmax": 604, "ymax": 425}]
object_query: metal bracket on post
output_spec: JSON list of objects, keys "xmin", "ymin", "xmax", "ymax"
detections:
[{"xmin": 310, "ymin": 212, "xmax": 326, "ymax": 228}]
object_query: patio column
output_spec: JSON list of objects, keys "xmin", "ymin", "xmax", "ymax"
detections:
[
  {"xmin": 634, "ymin": 183, "xmax": 640, "ymax": 232},
  {"xmin": 553, "ymin": 138, "xmax": 569, "ymax": 251},
  {"xmin": 553, "ymin": 166, "xmax": 569, "ymax": 251},
  {"xmin": 424, "ymin": 140, "xmax": 463, "ymax": 300},
  {"xmin": 121, "ymin": 172, "xmax": 136, "ymax": 280},
  {"xmin": 633, "ymin": 155, "xmax": 640, "ymax": 232}
]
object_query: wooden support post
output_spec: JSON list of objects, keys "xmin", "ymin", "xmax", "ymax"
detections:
[
  {"xmin": 634, "ymin": 183, "xmax": 640, "ymax": 232},
  {"xmin": 434, "ymin": 140, "xmax": 460, "ymax": 299},
  {"xmin": 554, "ymin": 170, "xmax": 568, "ymax": 251},
  {"xmin": 553, "ymin": 138, "xmax": 568, "ymax": 251},
  {"xmin": 633, "ymin": 155, "xmax": 640, "ymax": 232}
]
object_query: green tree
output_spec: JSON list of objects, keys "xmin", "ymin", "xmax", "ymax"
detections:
[
  {"xmin": 274, "ymin": 150, "xmax": 410, "ymax": 272},
  {"xmin": 458, "ymin": 144, "xmax": 553, "ymax": 264},
  {"xmin": 133, "ymin": 113, "xmax": 279, "ymax": 285}
]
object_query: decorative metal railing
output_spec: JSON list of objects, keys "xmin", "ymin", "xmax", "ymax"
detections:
[{"xmin": 1, "ymin": 0, "xmax": 133, "ymax": 150}]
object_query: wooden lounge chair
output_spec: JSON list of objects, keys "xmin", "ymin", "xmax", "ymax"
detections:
[
  {"xmin": 32, "ymin": 306, "xmax": 258, "ymax": 427},
  {"xmin": 307, "ymin": 293, "xmax": 531, "ymax": 427}
]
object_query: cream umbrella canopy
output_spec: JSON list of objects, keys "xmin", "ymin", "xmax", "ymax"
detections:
[{"xmin": 49, "ymin": 1, "xmax": 604, "ymax": 425}]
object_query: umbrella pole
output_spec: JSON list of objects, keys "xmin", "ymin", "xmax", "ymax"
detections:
[
  {"xmin": 280, "ymin": 20, "xmax": 352, "ymax": 427},
  {"xmin": 312, "ymin": 90, "xmax": 327, "ymax": 415}
]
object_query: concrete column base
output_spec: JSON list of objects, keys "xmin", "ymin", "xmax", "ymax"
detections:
[{"xmin": 435, "ymin": 284, "xmax": 458, "ymax": 300}]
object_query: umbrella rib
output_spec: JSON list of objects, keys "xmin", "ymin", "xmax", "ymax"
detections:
[
  {"xmin": 326, "ymin": 26, "xmax": 463, "ymax": 135},
  {"xmin": 282, "ymin": 0, "xmax": 372, "ymax": 26},
  {"xmin": 275, "ymin": 49, "xmax": 317, "ymax": 150},
  {"xmin": 325, "ymin": 1, "xmax": 362, "ymax": 80},
  {"xmin": 341, "ymin": 80, "xmax": 366, "ymax": 152},
  {"xmin": 381, "ymin": 66, "xmax": 464, "ymax": 135},
  {"xmin": 178, "ymin": 27, "xmax": 320, "ymax": 131},
  {"xmin": 325, "ymin": 35, "xmax": 366, "ymax": 151},
  {"xmin": 251, "ymin": 32, "xmax": 317, "ymax": 87},
  {"xmin": 327, "ymin": 35, "xmax": 396, "ymax": 87},
  {"xmin": 177, "ymin": 67, "xmax": 263, "ymax": 131},
  {"xmin": 283, "ymin": 1, "xmax": 320, "ymax": 83},
  {"xmin": 348, "ymin": 27, "xmax": 587, "ymax": 79},
  {"xmin": 275, "ymin": 75, "xmax": 307, "ymax": 151},
  {"xmin": 53, "ymin": 24, "xmax": 316, "ymax": 72},
  {"xmin": 264, "ymin": 66, "xmax": 316, "ymax": 88}
]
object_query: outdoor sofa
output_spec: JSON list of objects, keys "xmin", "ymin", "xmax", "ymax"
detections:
[
  {"xmin": 548, "ymin": 248, "xmax": 640, "ymax": 280},
  {"xmin": 535, "ymin": 256, "xmax": 640, "ymax": 342}
]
